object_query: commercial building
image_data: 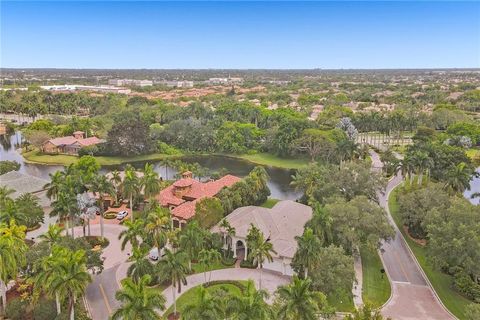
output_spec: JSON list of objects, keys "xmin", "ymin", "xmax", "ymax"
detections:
[
  {"xmin": 108, "ymin": 79, "xmax": 153, "ymax": 87},
  {"xmin": 207, "ymin": 77, "xmax": 244, "ymax": 85},
  {"xmin": 40, "ymin": 85, "xmax": 131, "ymax": 94},
  {"xmin": 158, "ymin": 80, "xmax": 194, "ymax": 88}
]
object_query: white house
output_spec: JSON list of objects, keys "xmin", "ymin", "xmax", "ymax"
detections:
[{"xmin": 212, "ymin": 200, "xmax": 312, "ymax": 276}]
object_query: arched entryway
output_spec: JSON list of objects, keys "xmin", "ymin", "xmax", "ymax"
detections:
[{"xmin": 235, "ymin": 240, "xmax": 245, "ymax": 260}]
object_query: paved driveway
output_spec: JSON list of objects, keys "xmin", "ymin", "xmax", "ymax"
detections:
[{"xmin": 370, "ymin": 150, "xmax": 455, "ymax": 320}]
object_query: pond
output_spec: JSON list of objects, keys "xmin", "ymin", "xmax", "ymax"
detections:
[{"xmin": 0, "ymin": 132, "xmax": 301, "ymax": 200}]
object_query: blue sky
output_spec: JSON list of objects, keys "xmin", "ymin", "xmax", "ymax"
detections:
[{"xmin": 1, "ymin": 1, "xmax": 479, "ymax": 69}]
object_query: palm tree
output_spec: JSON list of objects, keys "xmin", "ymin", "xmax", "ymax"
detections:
[
  {"xmin": 198, "ymin": 248, "xmax": 222, "ymax": 282},
  {"xmin": 0, "ymin": 221, "xmax": 27, "ymax": 315},
  {"xmin": 121, "ymin": 165, "xmax": 140, "ymax": 222},
  {"xmin": 141, "ymin": 163, "xmax": 161, "ymax": 200},
  {"xmin": 38, "ymin": 224, "xmax": 63, "ymax": 245},
  {"xmin": 145, "ymin": 206, "xmax": 171, "ymax": 257},
  {"xmin": 227, "ymin": 280, "xmax": 271, "ymax": 320},
  {"xmin": 293, "ymin": 228, "xmax": 322, "ymax": 278},
  {"xmin": 89, "ymin": 174, "xmax": 115, "ymax": 238},
  {"xmin": 127, "ymin": 246, "xmax": 155, "ymax": 284},
  {"xmin": 157, "ymin": 248, "xmax": 189, "ymax": 316},
  {"xmin": 118, "ymin": 219, "xmax": 145, "ymax": 250},
  {"xmin": 306, "ymin": 200, "xmax": 333, "ymax": 246},
  {"xmin": 274, "ymin": 276, "xmax": 331, "ymax": 320},
  {"xmin": 179, "ymin": 221, "xmax": 205, "ymax": 270},
  {"xmin": 47, "ymin": 247, "xmax": 91, "ymax": 320},
  {"xmin": 112, "ymin": 275, "xmax": 165, "ymax": 320},
  {"xmin": 182, "ymin": 286, "xmax": 219, "ymax": 320},
  {"xmin": 444, "ymin": 162, "xmax": 474, "ymax": 193},
  {"xmin": 248, "ymin": 231, "xmax": 277, "ymax": 290},
  {"xmin": 50, "ymin": 190, "xmax": 78, "ymax": 238},
  {"xmin": 0, "ymin": 186, "xmax": 14, "ymax": 206},
  {"xmin": 109, "ymin": 170, "xmax": 122, "ymax": 204},
  {"xmin": 44, "ymin": 171, "xmax": 64, "ymax": 200}
]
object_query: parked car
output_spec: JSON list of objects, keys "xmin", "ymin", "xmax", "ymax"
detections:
[
  {"xmin": 116, "ymin": 210, "xmax": 128, "ymax": 220},
  {"xmin": 149, "ymin": 247, "xmax": 166, "ymax": 261}
]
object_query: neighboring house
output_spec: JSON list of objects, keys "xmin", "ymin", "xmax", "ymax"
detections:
[
  {"xmin": 42, "ymin": 131, "xmax": 104, "ymax": 155},
  {"xmin": 212, "ymin": 200, "xmax": 312, "ymax": 276},
  {"xmin": 156, "ymin": 171, "xmax": 241, "ymax": 228},
  {"xmin": 0, "ymin": 171, "xmax": 50, "ymax": 207}
]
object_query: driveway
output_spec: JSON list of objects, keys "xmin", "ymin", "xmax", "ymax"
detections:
[
  {"xmin": 71, "ymin": 224, "xmax": 131, "ymax": 320},
  {"xmin": 370, "ymin": 150, "xmax": 455, "ymax": 320}
]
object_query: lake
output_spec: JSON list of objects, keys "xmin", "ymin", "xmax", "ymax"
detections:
[{"xmin": 0, "ymin": 132, "xmax": 301, "ymax": 200}]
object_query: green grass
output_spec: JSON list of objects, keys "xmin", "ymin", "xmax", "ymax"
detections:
[
  {"xmin": 230, "ymin": 152, "xmax": 310, "ymax": 169},
  {"xmin": 163, "ymin": 282, "xmax": 245, "ymax": 316},
  {"xmin": 389, "ymin": 188, "xmax": 472, "ymax": 319},
  {"xmin": 22, "ymin": 149, "xmax": 181, "ymax": 166},
  {"xmin": 259, "ymin": 198, "xmax": 280, "ymax": 208},
  {"xmin": 327, "ymin": 291, "xmax": 355, "ymax": 312},
  {"xmin": 466, "ymin": 148, "xmax": 480, "ymax": 165},
  {"xmin": 360, "ymin": 246, "xmax": 391, "ymax": 308}
]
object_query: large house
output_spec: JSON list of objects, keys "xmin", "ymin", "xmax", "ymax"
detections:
[
  {"xmin": 156, "ymin": 171, "xmax": 241, "ymax": 228},
  {"xmin": 212, "ymin": 200, "xmax": 312, "ymax": 276},
  {"xmin": 42, "ymin": 131, "xmax": 104, "ymax": 155}
]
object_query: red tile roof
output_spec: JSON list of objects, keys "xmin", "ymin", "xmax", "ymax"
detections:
[
  {"xmin": 155, "ymin": 174, "xmax": 241, "ymax": 221},
  {"xmin": 46, "ymin": 135, "xmax": 103, "ymax": 147}
]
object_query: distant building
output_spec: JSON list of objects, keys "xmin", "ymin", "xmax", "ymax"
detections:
[
  {"xmin": 108, "ymin": 79, "xmax": 153, "ymax": 87},
  {"xmin": 42, "ymin": 131, "xmax": 104, "ymax": 155},
  {"xmin": 40, "ymin": 85, "xmax": 131, "ymax": 94},
  {"xmin": 155, "ymin": 171, "xmax": 241, "ymax": 228},
  {"xmin": 157, "ymin": 80, "xmax": 194, "ymax": 88},
  {"xmin": 212, "ymin": 200, "xmax": 312, "ymax": 276},
  {"xmin": 207, "ymin": 77, "xmax": 244, "ymax": 85}
]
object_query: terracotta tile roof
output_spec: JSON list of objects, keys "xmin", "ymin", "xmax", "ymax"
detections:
[
  {"xmin": 48, "ymin": 136, "xmax": 78, "ymax": 146},
  {"xmin": 156, "ymin": 174, "xmax": 241, "ymax": 221},
  {"xmin": 78, "ymin": 136, "xmax": 104, "ymax": 146}
]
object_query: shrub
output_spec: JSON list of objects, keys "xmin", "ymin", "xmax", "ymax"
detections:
[
  {"xmin": 32, "ymin": 299, "xmax": 57, "ymax": 320},
  {"xmin": 240, "ymin": 259, "xmax": 257, "ymax": 269},
  {"xmin": 156, "ymin": 141, "xmax": 181, "ymax": 155},
  {"xmin": 454, "ymin": 271, "xmax": 480, "ymax": 302},
  {"xmin": 103, "ymin": 212, "xmax": 117, "ymax": 219},
  {"xmin": 203, "ymin": 280, "xmax": 246, "ymax": 293},
  {"xmin": 5, "ymin": 298, "xmax": 29, "ymax": 320}
]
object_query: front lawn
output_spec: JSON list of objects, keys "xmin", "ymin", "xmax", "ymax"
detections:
[
  {"xmin": 327, "ymin": 291, "xmax": 355, "ymax": 312},
  {"xmin": 191, "ymin": 260, "xmax": 234, "ymax": 274},
  {"xmin": 164, "ymin": 281, "xmax": 245, "ymax": 317},
  {"xmin": 360, "ymin": 246, "xmax": 391, "ymax": 308},
  {"xmin": 389, "ymin": 188, "xmax": 472, "ymax": 319}
]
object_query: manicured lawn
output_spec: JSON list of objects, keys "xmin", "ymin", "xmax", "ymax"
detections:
[
  {"xmin": 232, "ymin": 153, "xmax": 310, "ymax": 170},
  {"xmin": 389, "ymin": 188, "xmax": 472, "ymax": 319},
  {"xmin": 259, "ymin": 198, "xmax": 280, "ymax": 208},
  {"xmin": 164, "ymin": 281, "xmax": 245, "ymax": 317},
  {"xmin": 22, "ymin": 149, "xmax": 181, "ymax": 166},
  {"xmin": 327, "ymin": 291, "xmax": 355, "ymax": 312},
  {"xmin": 360, "ymin": 246, "xmax": 391, "ymax": 308}
]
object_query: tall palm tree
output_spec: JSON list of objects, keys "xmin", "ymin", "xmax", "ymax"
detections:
[
  {"xmin": 145, "ymin": 206, "xmax": 171, "ymax": 257},
  {"xmin": 141, "ymin": 163, "xmax": 161, "ymax": 200},
  {"xmin": 0, "ymin": 186, "xmax": 14, "ymax": 206},
  {"xmin": 293, "ymin": 228, "xmax": 322, "ymax": 278},
  {"xmin": 127, "ymin": 246, "xmax": 155, "ymax": 284},
  {"xmin": 0, "ymin": 221, "xmax": 27, "ymax": 315},
  {"xmin": 227, "ymin": 280, "xmax": 271, "ymax": 320},
  {"xmin": 50, "ymin": 190, "xmax": 78, "ymax": 238},
  {"xmin": 89, "ymin": 174, "xmax": 115, "ymax": 238},
  {"xmin": 198, "ymin": 248, "xmax": 222, "ymax": 282},
  {"xmin": 118, "ymin": 219, "xmax": 145, "ymax": 250},
  {"xmin": 121, "ymin": 165, "xmax": 140, "ymax": 222},
  {"xmin": 44, "ymin": 171, "xmax": 64, "ymax": 200},
  {"xmin": 157, "ymin": 248, "xmax": 189, "ymax": 316},
  {"xmin": 47, "ymin": 247, "xmax": 91, "ymax": 320},
  {"xmin": 112, "ymin": 275, "xmax": 165, "ymax": 320},
  {"xmin": 179, "ymin": 221, "xmax": 205, "ymax": 270},
  {"xmin": 444, "ymin": 162, "xmax": 474, "ymax": 193},
  {"xmin": 248, "ymin": 231, "xmax": 277, "ymax": 290},
  {"xmin": 306, "ymin": 200, "xmax": 333, "ymax": 246},
  {"xmin": 274, "ymin": 276, "xmax": 330, "ymax": 320},
  {"xmin": 109, "ymin": 170, "xmax": 122, "ymax": 204},
  {"xmin": 182, "ymin": 286, "xmax": 220, "ymax": 320},
  {"xmin": 38, "ymin": 224, "xmax": 63, "ymax": 245}
]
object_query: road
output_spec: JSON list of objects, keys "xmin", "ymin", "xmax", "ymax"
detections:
[{"xmin": 369, "ymin": 150, "xmax": 456, "ymax": 320}]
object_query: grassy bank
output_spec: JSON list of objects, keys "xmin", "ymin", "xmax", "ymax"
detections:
[
  {"xmin": 22, "ymin": 149, "xmax": 181, "ymax": 166},
  {"xmin": 389, "ymin": 188, "xmax": 472, "ymax": 319},
  {"xmin": 259, "ymin": 198, "xmax": 280, "ymax": 208},
  {"xmin": 225, "ymin": 152, "xmax": 309, "ymax": 170},
  {"xmin": 327, "ymin": 291, "xmax": 355, "ymax": 313},
  {"xmin": 22, "ymin": 149, "xmax": 308, "ymax": 170},
  {"xmin": 360, "ymin": 246, "xmax": 391, "ymax": 308}
]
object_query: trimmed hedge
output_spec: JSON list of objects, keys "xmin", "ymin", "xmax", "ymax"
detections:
[{"xmin": 202, "ymin": 280, "xmax": 246, "ymax": 294}]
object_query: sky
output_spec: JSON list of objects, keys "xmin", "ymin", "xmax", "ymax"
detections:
[{"xmin": 1, "ymin": 1, "xmax": 479, "ymax": 69}]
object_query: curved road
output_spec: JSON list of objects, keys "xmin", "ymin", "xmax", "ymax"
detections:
[{"xmin": 370, "ymin": 150, "xmax": 455, "ymax": 320}]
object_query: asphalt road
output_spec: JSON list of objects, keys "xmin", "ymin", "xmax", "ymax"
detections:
[{"xmin": 370, "ymin": 150, "xmax": 456, "ymax": 320}]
